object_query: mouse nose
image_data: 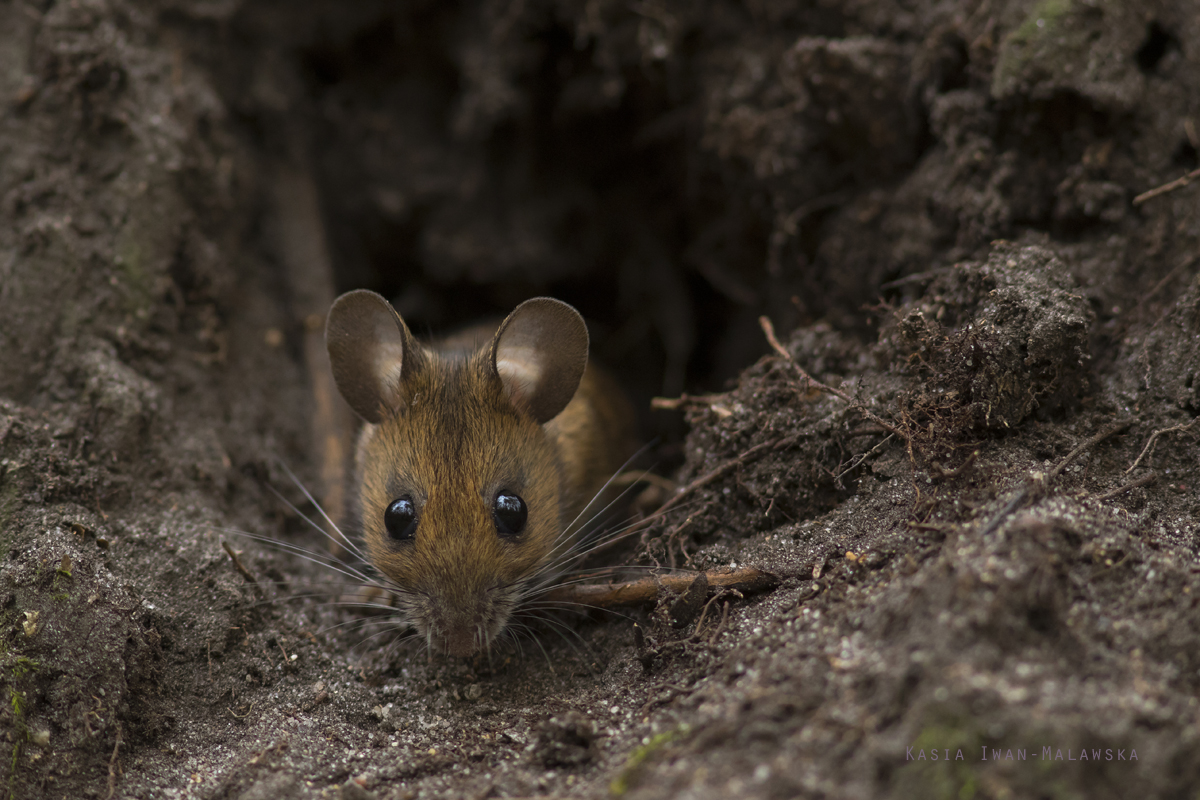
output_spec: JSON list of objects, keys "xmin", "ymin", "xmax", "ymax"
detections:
[{"xmin": 431, "ymin": 604, "xmax": 487, "ymax": 656}]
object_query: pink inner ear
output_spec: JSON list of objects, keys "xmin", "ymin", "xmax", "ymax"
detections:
[
  {"xmin": 496, "ymin": 354, "xmax": 543, "ymax": 413},
  {"xmin": 373, "ymin": 340, "xmax": 406, "ymax": 405}
]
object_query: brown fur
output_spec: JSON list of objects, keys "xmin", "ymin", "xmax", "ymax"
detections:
[{"xmin": 331, "ymin": 294, "xmax": 637, "ymax": 656}]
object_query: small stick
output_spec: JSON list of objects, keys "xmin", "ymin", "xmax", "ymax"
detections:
[
  {"xmin": 105, "ymin": 725, "xmax": 123, "ymax": 800},
  {"xmin": 833, "ymin": 433, "xmax": 896, "ymax": 480},
  {"xmin": 929, "ymin": 450, "xmax": 979, "ymax": 480},
  {"xmin": 1132, "ymin": 255, "xmax": 1196, "ymax": 314},
  {"xmin": 542, "ymin": 566, "xmax": 778, "ymax": 610},
  {"xmin": 651, "ymin": 393, "xmax": 731, "ymax": 411},
  {"xmin": 1133, "ymin": 166, "xmax": 1200, "ymax": 206},
  {"xmin": 691, "ymin": 592, "xmax": 724, "ymax": 637},
  {"xmin": 906, "ymin": 521, "xmax": 958, "ymax": 534},
  {"xmin": 1126, "ymin": 418, "xmax": 1199, "ymax": 474},
  {"xmin": 981, "ymin": 419, "xmax": 1132, "ymax": 536},
  {"xmin": 708, "ymin": 600, "xmax": 732, "ymax": 646},
  {"xmin": 222, "ymin": 541, "xmax": 260, "ymax": 587},
  {"xmin": 760, "ymin": 316, "xmax": 909, "ymax": 442},
  {"xmin": 1097, "ymin": 472, "xmax": 1157, "ymax": 501},
  {"xmin": 1047, "ymin": 419, "xmax": 1133, "ymax": 481}
]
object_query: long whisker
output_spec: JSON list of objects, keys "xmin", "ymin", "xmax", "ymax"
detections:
[
  {"xmin": 267, "ymin": 467, "xmax": 366, "ymax": 561},
  {"xmin": 549, "ymin": 445, "xmax": 659, "ymax": 561},
  {"xmin": 556, "ymin": 442, "xmax": 655, "ymax": 542},
  {"xmin": 519, "ymin": 564, "xmax": 697, "ymax": 598},
  {"xmin": 218, "ymin": 527, "xmax": 377, "ymax": 587},
  {"xmin": 515, "ymin": 610, "xmax": 594, "ymax": 664},
  {"xmin": 354, "ymin": 620, "xmax": 418, "ymax": 651},
  {"xmin": 244, "ymin": 593, "xmax": 396, "ymax": 612},
  {"xmin": 517, "ymin": 600, "xmax": 636, "ymax": 621},
  {"xmin": 504, "ymin": 625, "xmax": 528, "ymax": 663},
  {"xmin": 527, "ymin": 498, "xmax": 704, "ymax": 589},
  {"xmin": 533, "ymin": 484, "xmax": 666, "ymax": 585}
]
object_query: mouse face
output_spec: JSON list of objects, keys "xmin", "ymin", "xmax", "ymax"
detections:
[{"xmin": 326, "ymin": 291, "xmax": 590, "ymax": 656}]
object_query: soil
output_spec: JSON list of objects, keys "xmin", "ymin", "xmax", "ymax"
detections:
[{"xmin": 2, "ymin": 0, "xmax": 1200, "ymax": 798}]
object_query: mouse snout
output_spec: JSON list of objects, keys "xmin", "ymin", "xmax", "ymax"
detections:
[
  {"xmin": 425, "ymin": 586, "xmax": 513, "ymax": 657},
  {"xmin": 436, "ymin": 621, "xmax": 484, "ymax": 658}
]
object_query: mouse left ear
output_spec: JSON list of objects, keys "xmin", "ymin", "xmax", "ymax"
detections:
[
  {"xmin": 326, "ymin": 289, "xmax": 423, "ymax": 423},
  {"xmin": 491, "ymin": 298, "xmax": 589, "ymax": 424}
]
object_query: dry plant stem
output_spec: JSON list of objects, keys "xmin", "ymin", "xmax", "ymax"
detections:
[
  {"xmin": 541, "ymin": 566, "xmax": 778, "ymax": 610},
  {"xmin": 982, "ymin": 419, "xmax": 1132, "ymax": 536},
  {"xmin": 1048, "ymin": 419, "xmax": 1132, "ymax": 481},
  {"xmin": 834, "ymin": 433, "xmax": 896, "ymax": 481},
  {"xmin": 1097, "ymin": 472, "xmax": 1157, "ymax": 501},
  {"xmin": 105, "ymin": 725, "xmax": 123, "ymax": 800},
  {"xmin": 709, "ymin": 600, "xmax": 731, "ymax": 645},
  {"xmin": 759, "ymin": 316, "xmax": 909, "ymax": 442},
  {"xmin": 1126, "ymin": 417, "xmax": 1199, "ymax": 474},
  {"xmin": 1134, "ymin": 255, "xmax": 1196, "ymax": 314},
  {"xmin": 222, "ymin": 541, "xmax": 261, "ymax": 587},
  {"xmin": 651, "ymin": 393, "xmax": 731, "ymax": 410},
  {"xmin": 931, "ymin": 450, "xmax": 979, "ymax": 480},
  {"xmin": 1133, "ymin": 166, "xmax": 1200, "ymax": 205},
  {"xmin": 692, "ymin": 592, "xmax": 725, "ymax": 638}
]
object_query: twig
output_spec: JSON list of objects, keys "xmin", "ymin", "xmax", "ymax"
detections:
[
  {"xmin": 1133, "ymin": 166, "xmax": 1200, "ymax": 206},
  {"xmin": 638, "ymin": 681, "xmax": 697, "ymax": 715},
  {"xmin": 651, "ymin": 393, "xmax": 731, "ymax": 411},
  {"xmin": 105, "ymin": 725, "xmax": 123, "ymax": 800},
  {"xmin": 1048, "ymin": 419, "xmax": 1132, "ymax": 481},
  {"xmin": 1126, "ymin": 418, "xmax": 1200, "ymax": 474},
  {"xmin": 1091, "ymin": 551, "xmax": 1132, "ymax": 578},
  {"xmin": 1132, "ymin": 255, "xmax": 1196, "ymax": 315},
  {"xmin": 541, "ymin": 566, "xmax": 778, "ymax": 610},
  {"xmin": 228, "ymin": 701, "xmax": 256, "ymax": 720},
  {"xmin": 708, "ymin": 600, "xmax": 732, "ymax": 646},
  {"xmin": 1096, "ymin": 472, "xmax": 1157, "ymax": 501},
  {"xmin": 929, "ymin": 450, "xmax": 979, "ymax": 480},
  {"xmin": 980, "ymin": 491, "xmax": 1030, "ymax": 538},
  {"xmin": 222, "ymin": 541, "xmax": 260, "ymax": 587},
  {"xmin": 833, "ymin": 433, "xmax": 896, "ymax": 481},
  {"xmin": 906, "ymin": 521, "xmax": 958, "ymax": 534},
  {"xmin": 981, "ymin": 419, "xmax": 1132, "ymax": 536},
  {"xmin": 759, "ymin": 316, "xmax": 909, "ymax": 442}
]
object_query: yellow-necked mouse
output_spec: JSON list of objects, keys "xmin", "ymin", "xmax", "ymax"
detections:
[{"xmin": 325, "ymin": 290, "xmax": 637, "ymax": 657}]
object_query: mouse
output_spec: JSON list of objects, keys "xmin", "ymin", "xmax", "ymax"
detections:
[{"xmin": 325, "ymin": 290, "xmax": 638, "ymax": 657}]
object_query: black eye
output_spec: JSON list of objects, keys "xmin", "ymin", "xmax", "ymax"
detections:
[
  {"xmin": 492, "ymin": 492, "xmax": 527, "ymax": 537},
  {"xmin": 383, "ymin": 496, "xmax": 417, "ymax": 541}
]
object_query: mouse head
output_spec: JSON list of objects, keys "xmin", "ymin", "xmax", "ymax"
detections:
[{"xmin": 326, "ymin": 290, "xmax": 589, "ymax": 656}]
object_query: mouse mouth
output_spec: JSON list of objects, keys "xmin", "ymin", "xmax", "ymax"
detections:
[{"xmin": 436, "ymin": 625, "xmax": 489, "ymax": 657}]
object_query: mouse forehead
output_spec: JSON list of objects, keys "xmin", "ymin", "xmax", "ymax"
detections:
[{"xmin": 364, "ymin": 356, "xmax": 546, "ymax": 495}]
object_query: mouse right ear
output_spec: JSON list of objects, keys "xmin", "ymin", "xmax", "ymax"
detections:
[
  {"xmin": 491, "ymin": 298, "xmax": 589, "ymax": 424},
  {"xmin": 326, "ymin": 290, "xmax": 421, "ymax": 423}
]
